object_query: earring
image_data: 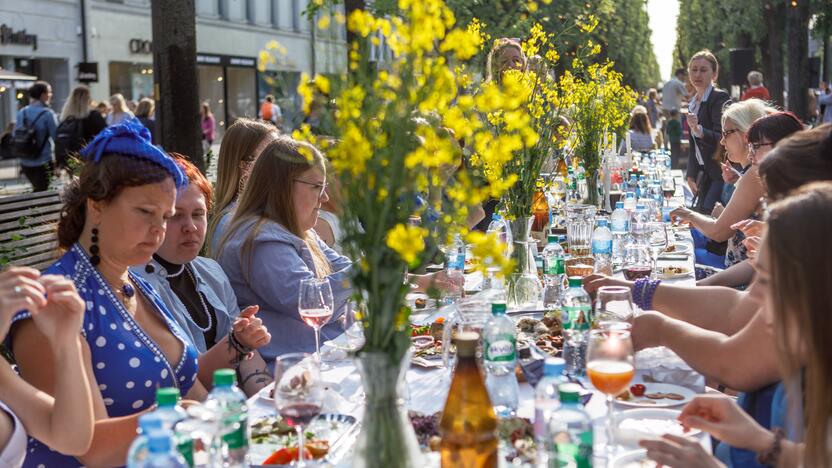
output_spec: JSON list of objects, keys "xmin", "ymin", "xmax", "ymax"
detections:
[{"xmin": 90, "ymin": 227, "xmax": 101, "ymax": 266}]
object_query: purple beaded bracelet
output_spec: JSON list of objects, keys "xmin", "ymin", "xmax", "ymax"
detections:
[{"xmin": 632, "ymin": 278, "xmax": 661, "ymax": 310}]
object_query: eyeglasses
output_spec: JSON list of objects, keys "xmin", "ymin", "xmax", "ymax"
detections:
[
  {"xmin": 294, "ymin": 179, "xmax": 327, "ymax": 198},
  {"xmin": 721, "ymin": 129, "xmax": 741, "ymax": 138},
  {"xmin": 748, "ymin": 142, "xmax": 773, "ymax": 154}
]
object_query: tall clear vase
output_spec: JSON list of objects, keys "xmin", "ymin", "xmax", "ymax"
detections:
[
  {"xmin": 586, "ymin": 170, "xmax": 600, "ymax": 208},
  {"xmin": 351, "ymin": 351, "xmax": 422, "ymax": 468},
  {"xmin": 506, "ymin": 217, "xmax": 542, "ymax": 309}
]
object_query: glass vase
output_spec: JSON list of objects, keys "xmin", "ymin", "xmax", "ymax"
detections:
[
  {"xmin": 352, "ymin": 351, "xmax": 422, "ymax": 468},
  {"xmin": 586, "ymin": 170, "xmax": 600, "ymax": 207},
  {"xmin": 505, "ymin": 216, "xmax": 541, "ymax": 309}
]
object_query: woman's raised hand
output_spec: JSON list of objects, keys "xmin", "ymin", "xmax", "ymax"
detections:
[
  {"xmin": 232, "ymin": 305, "xmax": 271, "ymax": 349},
  {"xmin": 30, "ymin": 275, "xmax": 86, "ymax": 350}
]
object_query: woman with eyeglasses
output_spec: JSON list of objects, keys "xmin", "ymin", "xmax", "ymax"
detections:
[{"xmin": 671, "ymin": 99, "xmax": 776, "ymax": 277}]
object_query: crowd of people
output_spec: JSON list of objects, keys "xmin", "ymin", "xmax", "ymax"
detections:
[{"xmin": 0, "ymin": 37, "xmax": 831, "ymax": 468}]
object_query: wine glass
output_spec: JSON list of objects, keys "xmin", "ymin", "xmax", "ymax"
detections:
[
  {"xmin": 647, "ymin": 222, "xmax": 668, "ymax": 278},
  {"xmin": 273, "ymin": 353, "xmax": 323, "ymax": 467},
  {"xmin": 661, "ymin": 175, "xmax": 676, "ymax": 207},
  {"xmin": 342, "ymin": 302, "xmax": 365, "ymax": 352},
  {"xmin": 586, "ymin": 329, "xmax": 635, "ymax": 459},
  {"xmin": 299, "ymin": 278, "xmax": 334, "ymax": 365},
  {"xmin": 594, "ymin": 286, "xmax": 634, "ymax": 324}
]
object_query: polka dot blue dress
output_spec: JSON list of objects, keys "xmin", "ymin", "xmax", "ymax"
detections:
[{"xmin": 11, "ymin": 243, "xmax": 200, "ymax": 468}]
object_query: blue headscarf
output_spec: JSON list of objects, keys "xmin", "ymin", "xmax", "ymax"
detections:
[{"xmin": 79, "ymin": 118, "xmax": 188, "ymax": 189}]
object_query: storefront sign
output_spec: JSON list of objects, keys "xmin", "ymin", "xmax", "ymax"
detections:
[
  {"xmin": 197, "ymin": 53, "xmax": 257, "ymax": 68},
  {"xmin": 78, "ymin": 62, "xmax": 99, "ymax": 83},
  {"xmin": 129, "ymin": 38, "xmax": 153, "ymax": 55},
  {"xmin": 0, "ymin": 24, "xmax": 38, "ymax": 50}
]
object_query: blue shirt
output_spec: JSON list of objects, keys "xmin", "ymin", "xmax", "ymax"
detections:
[
  {"xmin": 216, "ymin": 218, "xmax": 352, "ymax": 364},
  {"xmin": 14, "ymin": 101, "xmax": 58, "ymax": 167},
  {"xmin": 134, "ymin": 256, "xmax": 240, "ymax": 354},
  {"xmin": 10, "ymin": 243, "xmax": 200, "ymax": 468},
  {"xmin": 819, "ymin": 90, "xmax": 832, "ymax": 124}
]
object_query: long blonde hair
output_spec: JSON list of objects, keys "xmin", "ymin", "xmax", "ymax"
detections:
[
  {"xmin": 206, "ymin": 118, "xmax": 275, "ymax": 255},
  {"xmin": 217, "ymin": 137, "xmax": 332, "ymax": 281},
  {"xmin": 61, "ymin": 85, "xmax": 92, "ymax": 121},
  {"xmin": 109, "ymin": 93, "xmax": 128, "ymax": 114},
  {"xmin": 767, "ymin": 182, "xmax": 832, "ymax": 467},
  {"xmin": 486, "ymin": 38, "xmax": 526, "ymax": 83}
]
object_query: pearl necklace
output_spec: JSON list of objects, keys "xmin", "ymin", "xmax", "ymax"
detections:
[
  {"xmin": 165, "ymin": 263, "xmax": 186, "ymax": 278},
  {"xmin": 185, "ymin": 265, "xmax": 213, "ymax": 333}
]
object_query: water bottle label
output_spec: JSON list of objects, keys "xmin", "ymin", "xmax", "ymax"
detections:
[
  {"xmin": 552, "ymin": 430, "xmax": 593, "ymax": 468},
  {"xmin": 176, "ymin": 436, "xmax": 194, "ymax": 467},
  {"xmin": 562, "ymin": 306, "xmax": 591, "ymax": 330},
  {"xmin": 221, "ymin": 417, "xmax": 248, "ymax": 450},
  {"xmin": 485, "ymin": 337, "xmax": 516, "ymax": 362},
  {"xmin": 611, "ymin": 219, "xmax": 628, "ymax": 232},
  {"xmin": 591, "ymin": 239, "xmax": 612, "ymax": 255},
  {"xmin": 544, "ymin": 257, "xmax": 564, "ymax": 275}
]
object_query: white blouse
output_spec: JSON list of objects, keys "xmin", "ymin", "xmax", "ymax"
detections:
[{"xmin": 0, "ymin": 401, "xmax": 26, "ymax": 468}]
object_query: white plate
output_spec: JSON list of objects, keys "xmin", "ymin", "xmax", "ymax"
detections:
[
  {"xmin": 615, "ymin": 382, "xmax": 696, "ymax": 408},
  {"xmin": 658, "ymin": 266, "xmax": 693, "ymax": 280},
  {"xmin": 662, "ymin": 242, "xmax": 691, "ymax": 255},
  {"xmin": 613, "ymin": 408, "xmax": 701, "ymax": 447},
  {"xmin": 611, "ymin": 449, "xmax": 655, "ymax": 468},
  {"xmin": 257, "ymin": 382, "xmax": 342, "ymax": 404}
]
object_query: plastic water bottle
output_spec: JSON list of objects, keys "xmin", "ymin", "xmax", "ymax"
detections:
[
  {"xmin": 127, "ymin": 413, "xmax": 164, "ymax": 467},
  {"xmin": 541, "ymin": 234, "xmax": 565, "ymax": 309},
  {"xmin": 547, "ymin": 384, "xmax": 593, "ymax": 468},
  {"xmin": 623, "ymin": 191, "xmax": 636, "ymax": 212},
  {"xmin": 444, "ymin": 234, "xmax": 466, "ymax": 303},
  {"xmin": 592, "ymin": 219, "xmax": 613, "ymax": 276},
  {"xmin": 627, "ymin": 174, "xmax": 639, "ymax": 199},
  {"xmin": 486, "ymin": 213, "xmax": 512, "ymax": 248},
  {"xmin": 483, "ymin": 302, "xmax": 519, "ymax": 418},
  {"xmin": 637, "ymin": 175, "xmax": 648, "ymax": 200},
  {"xmin": 152, "ymin": 388, "xmax": 193, "ymax": 467},
  {"xmin": 561, "ymin": 278, "xmax": 592, "ymax": 377},
  {"xmin": 135, "ymin": 429, "xmax": 188, "ymax": 468},
  {"xmin": 205, "ymin": 369, "xmax": 248, "ymax": 467},
  {"xmin": 611, "ymin": 202, "xmax": 629, "ymax": 264},
  {"xmin": 534, "ymin": 358, "xmax": 567, "ymax": 448}
]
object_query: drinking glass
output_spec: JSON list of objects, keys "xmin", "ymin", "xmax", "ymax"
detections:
[
  {"xmin": 565, "ymin": 203, "xmax": 597, "ymax": 256},
  {"xmin": 299, "ymin": 278, "xmax": 334, "ymax": 365},
  {"xmin": 622, "ymin": 244, "xmax": 652, "ymax": 281},
  {"xmin": 586, "ymin": 329, "xmax": 635, "ymax": 459},
  {"xmin": 336, "ymin": 302, "xmax": 364, "ymax": 353},
  {"xmin": 273, "ymin": 353, "xmax": 323, "ymax": 467},
  {"xmin": 647, "ymin": 222, "xmax": 668, "ymax": 277},
  {"xmin": 594, "ymin": 286, "xmax": 634, "ymax": 324}
]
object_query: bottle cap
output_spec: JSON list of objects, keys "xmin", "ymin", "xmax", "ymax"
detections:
[
  {"xmin": 547, "ymin": 234, "xmax": 557, "ymax": 243},
  {"xmin": 615, "ymin": 202, "xmax": 624, "ymax": 209},
  {"xmin": 558, "ymin": 383, "xmax": 582, "ymax": 403},
  {"xmin": 597, "ymin": 219, "xmax": 608, "ymax": 227},
  {"xmin": 213, "ymin": 368, "xmax": 237, "ymax": 387},
  {"xmin": 491, "ymin": 302, "xmax": 507, "ymax": 315},
  {"xmin": 138, "ymin": 413, "xmax": 164, "ymax": 433},
  {"xmin": 452, "ymin": 332, "xmax": 480, "ymax": 357},
  {"xmin": 567, "ymin": 277, "xmax": 583, "ymax": 287},
  {"xmin": 626, "ymin": 192, "xmax": 635, "ymax": 198},
  {"xmin": 543, "ymin": 357, "xmax": 566, "ymax": 377},
  {"xmin": 558, "ymin": 235, "xmax": 567, "ymax": 243},
  {"xmin": 155, "ymin": 387, "xmax": 180, "ymax": 407},
  {"xmin": 147, "ymin": 429, "xmax": 174, "ymax": 453}
]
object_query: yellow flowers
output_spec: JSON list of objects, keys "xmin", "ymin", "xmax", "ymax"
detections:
[
  {"xmin": 465, "ymin": 231, "xmax": 514, "ymax": 277},
  {"xmin": 386, "ymin": 224, "xmax": 427, "ymax": 266}
]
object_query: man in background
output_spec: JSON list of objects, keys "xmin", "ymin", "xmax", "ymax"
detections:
[{"xmin": 740, "ymin": 71, "xmax": 770, "ymax": 101}]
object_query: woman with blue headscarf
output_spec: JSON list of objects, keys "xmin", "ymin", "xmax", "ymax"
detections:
[{"xmin": 8, "ymin": 120, "xmax": 203, "ymax": 467}]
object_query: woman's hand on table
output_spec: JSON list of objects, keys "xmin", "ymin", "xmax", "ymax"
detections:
[
  {"xmin": 233, "ymin": 305, "xmax": 271, "ymax": 349},
  {"xmin": 731, "ymin": 219, "xmax": 765, "ymax": 238},
  {"xmin": 640, "ymin": 434, "xmax": 725, "ymax": 468},
  {"xmin": 676, "ymin": 394, "xmax": 774, "ymax": 453},
  {"xmin": 631, "ymin": 311, "xmax": 666, "ymax": 350},
  {"xmin": 581, "ymin": 274, "xmax": 632, "ymax": 296}
]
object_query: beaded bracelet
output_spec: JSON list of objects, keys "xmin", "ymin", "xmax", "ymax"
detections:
[
  {"xmin": 633, "ymin": 278, "xmax": 648, "ymax": 309},
  {"xmin": 642, "ymin": 279, "xmax": 661, "ymax": 310},
  {"xmin": 228, "ymin": 330, "xmax": 254, "ymax": 366},
  {"xmin": 756, "ymin": 427, "xmax": 785, "ymax": 465}
]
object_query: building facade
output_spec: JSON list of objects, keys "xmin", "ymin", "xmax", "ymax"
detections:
[{"xmin": 0, "ymin": 0, "xmax": 347, "ymax": 136}]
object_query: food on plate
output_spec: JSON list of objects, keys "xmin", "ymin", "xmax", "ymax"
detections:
[
  {"xmin": 414, "ymin": 298, "xmax": 427, "ymax": 309},
  {"xmin": 305, "ymin": 439, "xmax": 331, "ymax": 458},
  {"xmin": 409, "ymin": 412, "xmax": 440, "ymax": 448},
  {"xmin": 629, "ymin": 384, "xmax": 646, "ymax": 397},
  {"xmin": 251, "ymin": 416, "xmax": 294, "ymax": 442},
  {"xmin": 664, "ymin": 244, "xmax": 676, "ymax": 253},
  {"xmin": 615, "ymin": 385, "xmax": 686, "ymax": 403},
  {"xmin": 263, "ymin": 447, "xmax": 313, "ymax": 465},
  {"xmin": 411, "ymin": 324, "xmax": 431, "ymax": 337},
  {"xmin": 661, "ymin": 266, "xmax": 688, "ymax": 276},
  {"xmin": 565, "ymin": 257, "xmax": 595, "ymax": 278},
  {"xmin": 516, "ymin": 313, "xmax": 564, "ymax": 359}
]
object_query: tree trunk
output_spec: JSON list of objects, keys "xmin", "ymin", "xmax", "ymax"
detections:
[
  {"xmin": 786, "ymin": 0, "xmax": 810, "ymax": 121},
  {"xmin": 151, "ymin": 0, "xmax": 204, "ymax": 172},
  {"xmin": 763, "ymin": 1, "xmax": 786, "ymax": 108}
]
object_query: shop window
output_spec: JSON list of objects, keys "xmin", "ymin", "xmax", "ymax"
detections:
[
  {"xmin": 259, "ymin": 71, "xmax": 300, "ymax": 130},
  {"xmin": 226, "ymin": 67, "xmax": 256, "ymax": 124},
  {"xmin": 198, "ymin": 65, "xmax": 226, "ymax": 139},
  {"xmin": 108, "ymin": 62, "xmax": 153, "ymax": 102}
]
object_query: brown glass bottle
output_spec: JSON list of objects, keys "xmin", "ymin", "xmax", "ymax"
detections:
[
  {"xmin": 532, "ymin": 179, "xmax": 550, "ymax": 232},
  {"xmin": 440, "ymin": 332, "xmax": 499, "ymax": 468}
]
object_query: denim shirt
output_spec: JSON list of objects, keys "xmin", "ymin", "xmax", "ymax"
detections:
[
  {"xmin": 216, "ymin": 218, "xmax": 352, "ymax": 364},
  {"xmin": 14, "ymin": 101, "xmax": 58, "ymax": 167},
  {"xmin": 134, "ymin": 256, "xmax": 239, "ymax": 354}
]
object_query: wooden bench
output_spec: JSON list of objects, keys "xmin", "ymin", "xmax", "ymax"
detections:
[{"xmin": 0, "ymin": 191, "xmax": 62, "ymax": 270}]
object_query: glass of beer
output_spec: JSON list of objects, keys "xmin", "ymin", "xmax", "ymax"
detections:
[{"xmin": 586, "ymin": 328, "xmax": 635, "ymax": 458}]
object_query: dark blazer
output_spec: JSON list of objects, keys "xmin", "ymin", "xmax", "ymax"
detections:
[{"xmin": 686, "ymin": 87, "xmax": 731, "ymax": 182}]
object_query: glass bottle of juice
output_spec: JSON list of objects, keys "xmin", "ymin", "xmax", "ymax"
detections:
[
  {"xmin": 440, "ymin": 332, "xmax": 498, "ymax": 468},
  {"xmin": 532, "ymin": 178, "xmax": 550, "ymax": 232}
]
